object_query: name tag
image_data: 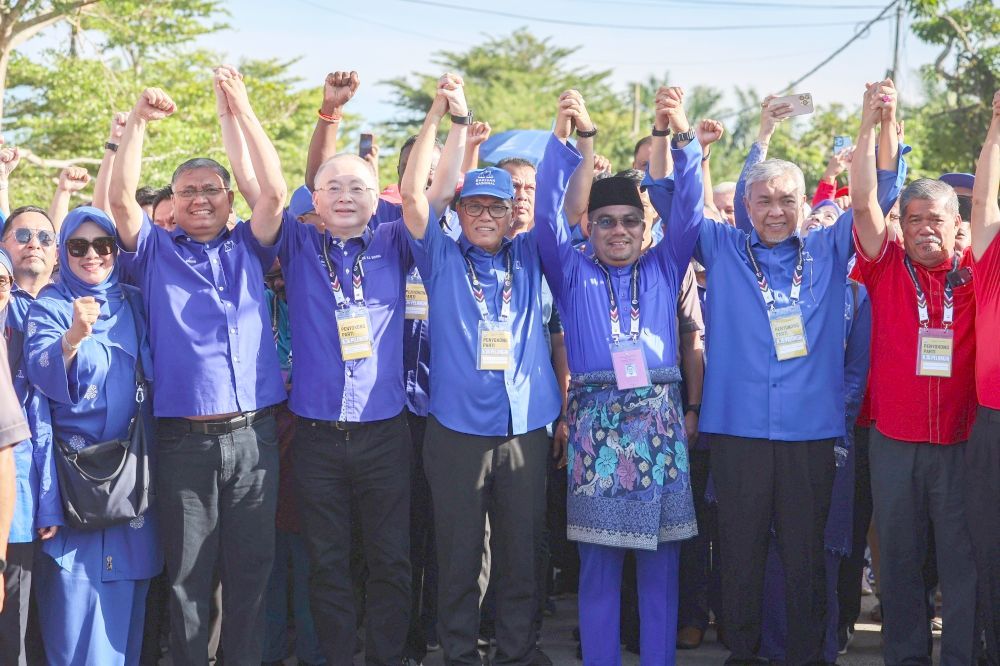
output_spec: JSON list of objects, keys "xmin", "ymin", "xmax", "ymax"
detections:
[
  {"xmin": 768, "ymin": 305, "xmax": 809, "ymax": 361},
  {"xmin": 404, "ymin": 276, "xmax": 428, "ymax": 320},
  {"xmin": 335, "ymin": 306, "xmax": 373, "ymax": 360},
  {"xmin": 477, "ymin": 321, "xmax": 512, "ymax": 371},
  {"xmin": 610, "ymin": 339, "xmax": 651, "ymax": 390},
  {"xmin": 917, "ymin": 328, "xmax": 953, "ymax": 377}
]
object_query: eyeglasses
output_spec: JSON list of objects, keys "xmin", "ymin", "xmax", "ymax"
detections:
[
  {"xmin": 462, "ymin": 202, "xmax": 511, "ymax": 219},
  {"xmin": 315, "ymin": 184, "xmax": 374, "ymax": 198},
  {"xmin": 0, "ymin": 275, "xmax": 11, "ymax": 292},
  {"xmin": 174, "ymin": 187, "xmax": 230, "ymax": 200},
  {"xmin": 592, "ymin": 215, "xmax": 644, "ymax": 230},
  {"xmin": 65, "ymin": 236, "xmax": 117, "ymax": 258},
  {"xmin": 8, "ymin": 228, "xmax": 55, "ymax": 246}
]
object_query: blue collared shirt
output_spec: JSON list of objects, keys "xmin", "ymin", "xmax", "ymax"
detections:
[
  {"xmin": 118, "ymin": 215, "xmax": 286, "ymax": 417},
  {"xmin": 537, "ymin": 136, "xmax": 700, "ymax": 374},
  {"xmin": 408, "ymin": 212, "xmax": 562, "ymax": 437},
  {"xmin": 275, "ymin": 210, "xmax": 412, "ymax": 422}
]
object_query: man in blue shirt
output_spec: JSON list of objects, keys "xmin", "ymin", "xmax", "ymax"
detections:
[
  {"xmin": 109, "ymin": 78, "xmax": 288, "ymax": 665},
  {"xmin": 648, "ymin": 81, "xmax": 904, "ymax": 665},
  {"xmin": 402, "ymin": 78, "xmax": 565, "ymax": 665}
]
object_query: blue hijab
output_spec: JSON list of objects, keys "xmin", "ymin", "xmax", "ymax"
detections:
[
  {"xmin": 50, "ymin": 207, "xmax": 136, "ymax": 358},
  {"xmin": 0, "ymin": 248, "xmax": 12, "ymax": 321}
]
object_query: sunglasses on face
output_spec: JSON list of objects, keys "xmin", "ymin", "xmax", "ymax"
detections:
[
  {"xmin": 592, "ymin": 215, "xmax": 644, "ymax": 230},
  {"xmin": 9, "ymin": 228, "xmax": 55, "ymax": 246},
  {"xmin": 65, "ymin": 236, "xmax": 117, "ymax": 258}
]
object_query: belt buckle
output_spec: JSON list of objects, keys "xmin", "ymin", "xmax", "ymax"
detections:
[
  {"xmin": 334, "ymin": 420, "xmax": 348, "ymax": 431},
  {"xmin": 204, "ymin": 421, "xmax": 227, "ymax": 436}
]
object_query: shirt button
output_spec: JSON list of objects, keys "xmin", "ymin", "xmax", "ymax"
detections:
[
  {"xmin": 230, "ymin": 328, "xmax": 236, "ymax": 334},
  {"xmin": 218, "ymin": 285, "xmax": 224, "ymax": 291},
  {"xmin": 234, "ymin": 355, "xmax": 240, "ymax": 362}
]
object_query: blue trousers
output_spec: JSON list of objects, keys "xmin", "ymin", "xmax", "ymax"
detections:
[
  {"xmin": 578, "ymin": 541, "xmax": 681, "ymax": 666},
  {"xmin": 263, "ymin": 529, "xmax": 325, "ymax": 664}
]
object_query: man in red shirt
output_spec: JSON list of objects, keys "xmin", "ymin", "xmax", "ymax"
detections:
[
  {"xmin": 852, "ymin": 84, "xmax": 978, "ymax": 666},
  {"xmin": 969, "ymin": 89, "xmax": 1000, "ymax": 666}
]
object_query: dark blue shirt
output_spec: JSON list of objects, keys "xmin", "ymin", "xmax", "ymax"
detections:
[
  {"xmin": 276, "ymin": 210, "xmax": 412, "ymax": 422},
  {"xmin": 118, "ymin": 215, "xmax": 286, "ymax": 417}
]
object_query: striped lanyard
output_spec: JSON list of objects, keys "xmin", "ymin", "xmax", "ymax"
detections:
[
  {"xmin": 322, "ymin": 237, "xmax": 367, "ymax": 308},
  {"xmin": 464, "ymin": 249, "xmax": 513, "ymax": 322},
  {"xmin": 904, "ymin": 254, "xmax": 958, "ymax": 329},
  {"xmin": 596, "ymin": 260, "xmax": 640, "ymax": 342},
  {"xmin": 745, "ymin": 235, "xmax": 803, "ymax": 309}
]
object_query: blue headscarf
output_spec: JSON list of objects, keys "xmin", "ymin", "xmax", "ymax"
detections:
[
  {"xmin": 0, "ymin": 247, "xmax": 12, "ymax": 277},
  {"xmin": 50, "ymin": 206, "xmax": 135, "ymax": 358}
]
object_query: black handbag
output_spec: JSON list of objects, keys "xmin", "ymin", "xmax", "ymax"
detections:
[{"xmin": 53, "ymin": 294, "xmax": 151, "ymax": 530}]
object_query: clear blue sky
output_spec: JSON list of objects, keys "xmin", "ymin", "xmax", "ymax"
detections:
[{"xmin": 32, "ymin": 0, "xmax": 940, "ymax": 126}]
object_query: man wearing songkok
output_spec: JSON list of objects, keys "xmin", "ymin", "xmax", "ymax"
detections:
[
  {"xmin": 533, "ymin": 87, "xmax": 698, "ymax": 664},
  {"xmin": 647, "ymin": 79, "xmax": 905, "ymax": 666},
  {"xmin": 109, "ymin": 78, "xmax": 288, "ymax": 665},
  {"xmin": 401, "ymin": 80, "xmax": 563, "ymax": 666},
  {"xmin": 852, "ymin": 84, "xmax": 977, "ymax": 666},
  {"xmin": 966, "ymin": 89, "xmax": 1000, "ymax": 666}
]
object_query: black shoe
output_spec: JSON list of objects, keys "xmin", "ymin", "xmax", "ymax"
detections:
[
  {"xmin": 529, "ymin": 645, "xmax": 553, "ymax": 666},
  {"xmin": 837, "ymin": 624, "xmax": 853, "ymax": 654}
]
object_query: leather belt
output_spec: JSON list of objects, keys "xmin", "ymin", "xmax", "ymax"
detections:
[
  {"xmin": 305, "ymin": 418, "xmax": 366, "ymax": 432},
  {"xmin": 167, "ymin": 407, "xmax": 276, "ymax": 435}
]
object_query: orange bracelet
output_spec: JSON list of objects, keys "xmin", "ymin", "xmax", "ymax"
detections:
[{"xmin": 317, "ymin": 109, "xmax": 342, "ymax": 123}]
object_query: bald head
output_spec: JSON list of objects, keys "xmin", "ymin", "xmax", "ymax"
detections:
[{"xmin": 315, "ymin": 154, "xmax": 377, "ymax": 190}]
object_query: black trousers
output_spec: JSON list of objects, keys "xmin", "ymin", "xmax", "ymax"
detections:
[
  {"xmin": 293, "ymin": 411, "xmax": 412, "ymax": 666},
  {"xmin": 678, "ymin": 447, "xmax": 722, "ymax": 632},
  {"xmin": 710, "ymin": 434, "xmax": 835, "ymax": 666},
  {"xmin": 403, "ymin": 410, "xmax": 437, "ymax": 661},
  {"xmin": 424, "ymin": 416, "xmax": 548, "ymax": 666},
  {"xmin": 0, "ymin": 542, "xmax": 35, "ymax": 665},
  {"xmin": 966, "ymin": 407, "xmax": 1000, "ymax": 665},
  {"xmin": 869, "ymin": 429, "xmax": 976, "ymax": 666},
  {"xmin": 837, "ymin": 425, "xmax": 873, "ymax": 631}
]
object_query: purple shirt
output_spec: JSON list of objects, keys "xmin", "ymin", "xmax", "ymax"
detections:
[
  {"xmin": 118, "ymin": 215, "xmax": 286, "ymax": 417},
  {"xmin": 276, "ymin": 210, "xmax": 413, "ymax": 422}
]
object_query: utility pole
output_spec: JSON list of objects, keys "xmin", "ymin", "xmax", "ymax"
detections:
[
  {"xmin": 632, "ymin": 82, "xmax": 641, "ymax": 136},
  {"xmin": 890, "ymin": 0, "xmax": 904, "ymax": 80}
]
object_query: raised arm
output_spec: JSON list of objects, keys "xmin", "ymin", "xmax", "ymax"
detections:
[
  {"xmin": 0, "ymin": 145, "xmax": 20, "ymax": 217},
  {"xmin": 425, "ymin": 87, "xmax": 469, "ymax": 216},
  {"xmin": 850, "ymin": 84, "xmax": 886, "ymax": 259},
  {"xmin": 814, "ymin": 148, "xmax": 852, "ymax": 206},
  {"xmin": 734, "ymin": 95, "xmax": 793, "ymax": 234},
  {"xmin": 217, "ymin": 71, "xmax": 287, "ymax": 245},
  {"xmin": 561, "ymin": 90, "xmax": 595, "ymax": 227},
  {"xmin": 972, "ymin": 90, "xmax": 1000, "ymax": 260},
  {"xmin": 49, "ymin": 167, "xmax": 91, "ymax": 233},
  {"xmin": 696, "ymin": 119, "xmax": 724, "ymax": 216},
  {"xmin": 461, "ymin": 121, "xmax": 491, "ymax": 173},
  {"xmin": 110, "ymin": 88, "xmax": 176, "ymax": 251},
  {"xmin": 649, "ymin": 86, "xmax": 674, "ymax": 180},
  {"xmin": 92, "ymin": 113, "xmax": 127, "ymax": 214},
  {"xmin": 401, "ymin": 75, "xmax": 455, "ymax": 240},
  {"xmin": 875, "ymin": 78, "xmax": 899, "ymax": 172},
  {"xmin": 305, "ymin": 71, "xmax": 359, "ymax": 191},
  {"xmin": 214, "ymin": 65, "xmax": 260, "ymax": 209},
  {"xmin": 658, "ymin": 87, "xmax": 703, "ymax": 271}
]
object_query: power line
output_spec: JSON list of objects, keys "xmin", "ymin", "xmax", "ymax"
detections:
[
  {"xmin": 389, "ymin": 0, "xmax": 892, "ymax": 31},
  {"xmin": 290, "ymin": 0, "xmax": 467, "ymax": 45},
  {"xmin": 575, "ymin": 0, "xmax": 884, "ymax": 9}
]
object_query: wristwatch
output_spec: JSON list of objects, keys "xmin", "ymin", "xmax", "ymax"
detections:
[
  {"xmin": 576, "ymin": 125, "xmax": 598, "ymax": 138},
  {"xmin": 685, "ymin": 404, "xmax": 701, "ymax": 417},
  {"xmin": 672, "ymin": 129, "xmax": 697, "ymax": 146},
  {"xmin": 651, "ymin": 125, "xmax": 671, "ymax": 137},
  {"xmin": 451, "ymin": 110, "xmax": 474, "ymax": 126}
]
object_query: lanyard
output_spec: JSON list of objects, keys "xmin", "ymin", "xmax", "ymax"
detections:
[
  {"xmin": 745, "ymin": 235, "xmax": 803, "ymax": 309},
  {"xmin": 595, "ymin": 260, "xmax": 640, "ymax": 342},
  {"xmin": 464, "ymin": 248, "xmax": 513, "ymax": 322},
  {"xmin": 904, "ymin": 254, "xmax": 958, "ymax": 329},
  {"xmin": 322, "ymin": 236, "xmax": 367, "ymax": 308}
]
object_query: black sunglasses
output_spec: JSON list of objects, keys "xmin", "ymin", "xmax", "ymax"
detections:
[{"xmin": 65, "ymin": 236, "xmax": 117, "ymax": 258}]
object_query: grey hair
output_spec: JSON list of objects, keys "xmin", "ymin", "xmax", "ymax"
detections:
[
  {"xmin": 713, "ymin": 181, "xmax": 737, "ymax": 195},
  {"xmin": 744, "ymin": 160, "xmax": 805, "ymax": 200},
  {"xmin": 171, "ymin": 158, "xmax": 231, "ymax": 188},
  {"xmin": 900, "ymin": 178, "xmax": 959, "ymax": 219}
]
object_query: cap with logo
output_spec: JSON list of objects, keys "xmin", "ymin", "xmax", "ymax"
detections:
[{"xmin": 460, "ymin": 167, "xmax": 514, "ymax": 200}]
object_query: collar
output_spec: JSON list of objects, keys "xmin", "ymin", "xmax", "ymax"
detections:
[
  {"xmin": 748, "ymin": 227, "xmax": 799, "ymax": 250},
  {"xmin": 171, "ymin": 222, "xmax": 233, "ymax": 248},
  {"xmin": 906, "ymin": 248, "xmax": 962, "ymax": 274},
  {"xmin": 327, "ymin": 225, "xmax": 373, "ymax": 252},
  {"xmin": 459, "ymin": 233, "xmax": 512, "ymax": 259}
]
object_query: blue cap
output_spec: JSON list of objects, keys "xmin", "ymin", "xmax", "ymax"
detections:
[
  {"xmin": 460, "ymin": 167, "xmax": 514, "ymax": 200},
  {"xmin": 939, "ymin": 173, "xmax": 974, "ymax": 192},
  {"xmin": 810, "ymin": 199, "xmax": 844, "ymax": 217},
  {"xmin": 289, "ymin": 185, "xmax": 315, "ymax": 218}
]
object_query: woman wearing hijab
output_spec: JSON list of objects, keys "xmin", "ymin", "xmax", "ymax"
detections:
[{"xmin": 24, "ymin": 207, "xmax": 161, "ymax": 665}]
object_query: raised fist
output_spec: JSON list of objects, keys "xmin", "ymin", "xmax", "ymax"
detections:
[
  {"xmin": 0, "ymin": 146, "xmax": 21, "ymax": 180},
  {"xmin": 869, "ymin": 78, "xmax": 897, "ymax": 121},
  {"xmin": 323, "ymin": 71, "xmax": 360, "ymax": 112},
  {"xmin": 992, "ymin": 90, "xmax": 1000, "ymax": 118},
  {"xmin": 655, "ymin": 86, "xmax": 688, "ymax": 134},
  {"xmin": 58, "ymin": 167, "xmax": 91, "ymax": 193},
  {"xmin": 70, "ymin": 296, "xmax": 101, "ymax": 344},
  {"xmin": 594, "ymin": 153, "xmax": 611, "ymax": 175},
  {"xmin": 556, "ymin": 89, "xmax": 594, "ymax": 137},
  {"xmin": 213, "ymin": 64, "xmax": 243, "ymax": 116},
  {"xmin": 468, "ymin": 121, "xmax": 492, "ymax": 147},
  {"xmin": 218, "ymin": 74, "xmax": 252, "ymax": 117},
  {"xmin": 108, "ymin": 112, "xmax": 128, "ymax": 142},
  {"xmin": 437, "ymin": 72, "xmax": 468, "ymax": 118},
  {"xmin": 134, "ymin": 88, "xmax": 176, "ymax": 122},
  {"xmin": 696, "ymin": 119, "xmax": 725, "ymax": 148}
]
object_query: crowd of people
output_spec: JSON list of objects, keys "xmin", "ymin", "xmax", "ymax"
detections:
[{"xmin": 0, "ymin": 61, "xmax": 997, "ymax": 666}]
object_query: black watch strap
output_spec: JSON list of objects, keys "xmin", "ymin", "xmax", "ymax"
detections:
[
  {"xmin": 651, "ymin": 126, "xmax": 671, "ymax": 137},
  {"xmin": 105, "ymin": 142, "xmax": 119, "ymax": 152},
  {"xmin": 451, "ymin": 110, "xmax": 473, "ymax": 126},
  {"xmin": 685, "ymin": 404, "xmax": 701, "ymax": 416}
]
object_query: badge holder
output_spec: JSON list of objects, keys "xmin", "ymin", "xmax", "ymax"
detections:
[
  {"xmin": 768, "ymin": 305, "xmax": 809, "ymax": 361},
  {"xmin": 610, "ymin": 339, "xmax": 651, "ymax": 390},
  {"xmin": 404, "ymin": 274, "xmax": 429, "ymax": 321},
  {"xmin": 335, "ymin": 305, "xmax": 374, "ymax": 360},
  {"xmin": 916, "ymin": 328, "xmax": 953, "ymax": 377},
  {"xmin": 477, "ymin": 320, "xmax": 512, "ymax": 371}
]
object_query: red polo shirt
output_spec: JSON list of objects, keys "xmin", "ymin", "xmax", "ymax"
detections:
[
  {"xmin": 975, "ymin": 235, "xmax": 1000, "ymax": 410},
  {"xmin": 854, "ymin": 233, "xmax": 977, "ymax": 444}
]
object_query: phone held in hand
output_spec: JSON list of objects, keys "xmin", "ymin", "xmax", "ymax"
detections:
[
  {"xmin": 833, "ymin": 135, "xmax": 852, "ymax": 156},
  {"xmin": 359, "ymin": 133, "xmax": 374, "ymax": 159},
  {"xmin": 772, "ymin": 93, "xmax": 814, "ymax": 117}
]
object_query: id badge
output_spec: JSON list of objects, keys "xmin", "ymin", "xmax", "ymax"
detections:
[
  {"xmin": 917, "ymin": 328, "xmax": 953, "ymax": 377},
  {"xmin": 610, "ymin": 339, "xmax": 651, "ymax": 390},
  {"xmin": 768, "ymin": 305, "xmax": 809, "ymax": 361},
  {"xmin": 404, "ymin": 274, "xmax": 428, "ymax": 320},
  {"xmin": 477, "ymin": 320, "xmax": 512, "ymax": 371},
  {"xmin": 335, "ymin": 306, "xmax": 373, "ymax": 360}
]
